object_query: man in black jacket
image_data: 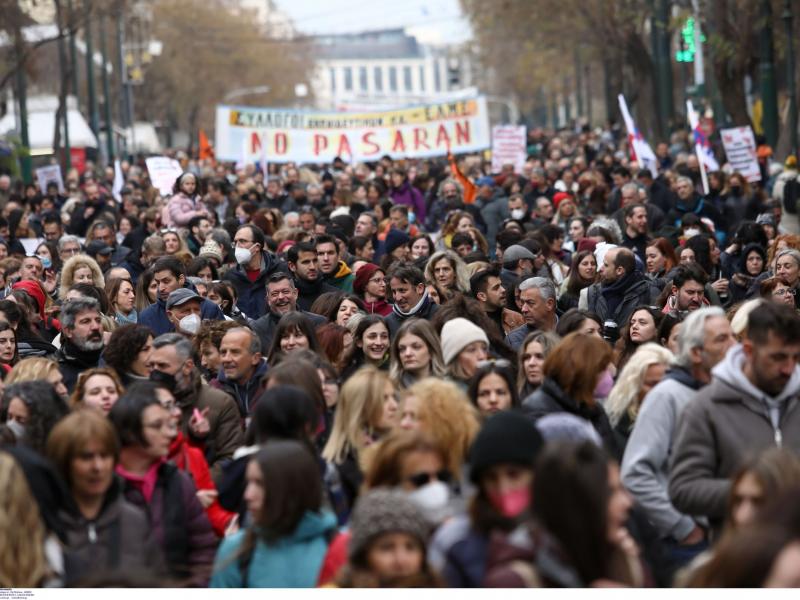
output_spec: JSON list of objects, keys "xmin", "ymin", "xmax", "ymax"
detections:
[
  {"xmin": 251, "ymin": 273, "xmax": 326, "ymax": 351},
  {"xmin": 385, "ymin": 263, "xmax": 438, "ymax": 337},
  {"xmin": 286, "ymin": 242, "xmax": 337, "ymax": 311},
  {"xmin": 57, "ymin": 297, "xmax": 105, "ymax": 393}
]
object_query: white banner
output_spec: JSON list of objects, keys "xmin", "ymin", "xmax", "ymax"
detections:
[
  {"xmin": 720, "ymin": 126, "xmax": 761, "ymax": 183},
  {"xmin": 491, "ymin": 125, "xmax": 527, "ymax": 174},
  {"xmin": 35, "ymin": 164, "xmax": 64, "ymax": 195},
  {"xmin": 145, "ymin": 156, "xmax": 184, "ymax": 196},
  {"xmin": 215, "ymin": 97, "xmax": 491, "ymax": 164}
]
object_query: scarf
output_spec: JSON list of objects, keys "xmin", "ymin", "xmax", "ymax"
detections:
[
  {"xmin": 392, "ymin": 290, "xmax": 433, "ymax": 318},
  {"xmin": 116, "ymin": 309, "xmax": 138, "ymax": 325}
]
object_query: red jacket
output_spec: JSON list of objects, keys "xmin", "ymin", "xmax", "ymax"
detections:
[{"xmin": 169, "ymin": 432, "xmax": 235, "ymax": 537}]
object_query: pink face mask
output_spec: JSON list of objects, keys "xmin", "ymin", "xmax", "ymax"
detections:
[
  {"xmin": 488, "ymin": 487, "xmax": 531, "ymax": 518},
  {"xmin": 594, "ymin": 368, "xmax": 615, "ymax": 399}
]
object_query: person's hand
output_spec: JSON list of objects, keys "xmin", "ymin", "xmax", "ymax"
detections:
[
  {"xmin": 680, "ymin": 524, "xmax": 706, "ymax": 546},
  {"xmin": 725, "ymin": 243, "xmax": 739, "ymax": 254},
  {"xmin": 42, "ymin": 270, "xmax": 57, "ymax": 294},
  {"xmin": 83, "ymin": 206, "xmax": 96, "ymax": 219},
  {"xmin": 189, "ymin": 407, "xmax": 210, "ymax": 438},
  {"xmin": 224, "ymin": 514, "xmax": 240, "ymax": 537},
  {"xmin": 711, "ymin": 278, "xmax": 729, "ymax": 294},
  {"xmin": 611, "ymin": 526, "xmax": 639, "ymax": 558},
  {"xmin": 196, "ymin": 489, "xmax": 218, "ymax": 509}
]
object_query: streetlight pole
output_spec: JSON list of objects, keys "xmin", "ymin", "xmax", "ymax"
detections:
[
  {"xmin": 100, "ymin": 11, "xmax": 115, "ymax": 164},
  {"xmin": 84, "ymin": 2, "xmax": 100, "ymax": 137},
  {"xmin": 759, "ymin": 0, "xmax": 779, "ymax": 148},
  {"xmin": 783, "ymin": 0, "xmax": 798, "ymax": 156}
]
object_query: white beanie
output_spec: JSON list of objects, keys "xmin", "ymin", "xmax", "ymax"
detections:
[{"xmin": 440, "ymin": 317, "xmax": 490, "ymax": 365}]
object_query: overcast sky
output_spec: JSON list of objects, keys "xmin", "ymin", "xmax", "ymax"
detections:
[{"xmin": 273, "ymin": 0, "xmax": 472, "ymax": 44}]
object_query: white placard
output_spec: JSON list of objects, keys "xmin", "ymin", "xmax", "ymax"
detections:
[
  {"xmin": 145, "ymin": 156, "xmax": 184, "ymax": 196},
  {"xmin": 720, "ymin": 126, "xmax": 761, "ymax": 182},
  {"xmin": 35, "ymin": 164, "xmax": 64, "ymax": 194},
  {"xmin": 491, "ymin": 125, "xmax": 527, "ymax": 174}
]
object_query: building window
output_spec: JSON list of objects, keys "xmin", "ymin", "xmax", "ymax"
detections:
[
  {"xmin": 389, "ymin": 66, "xmax": 398, "ymax": 92},
  {"xmin": 344, "ymin": 67, "xmax": 353, "ymax": 91},
  {"xmin": 403, "ymin": 66, "xmax": 412, "ymax": 92},
  {"xmin": 359, "ymin": 67, "xmax": 368, "ymax": 91},
  {"xmin": 330, "ymin": 67, "xmax": 336, "ymax": 93},
  {"xmin": 419, "ymin": 65, "xmax": 425, "ymax": 92},
  {"xmin": 434, "ymin": 61, "xmax": 441, "ymax": 92},
  {"xmin": 374, "ymin": 66, "xmax": 383, "ymax": 92}
]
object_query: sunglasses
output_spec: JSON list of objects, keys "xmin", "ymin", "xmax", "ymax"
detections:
[
  {"xmin": 477, "ymin": 358, "xmax": 512, "ymax": 369},
  {"xmin": 407, "ymin": 470, "xmax": 452, "ymax": 489}
]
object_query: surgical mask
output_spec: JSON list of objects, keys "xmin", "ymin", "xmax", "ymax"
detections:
[
  {"xmin": 511, "ymin": 208, "xmax": 526, "ymax": 220},
  {"xmin": 234, "ymin": 246, "xmax": 253, "ymax": 265},
  {"xmin": 179, "ymin": 313, "xmax": 201, "ymax": 335},
  {"xmin": 684, "ymin": 228, "xmax": 701, "ymax": 238},
  {"xmin": 408, "ymin": 212, "xmax": 416, "ymax": 224},
  {"xmin": 6, "ymin": 419, "xmax": 25, "ymax": 440},
  {"xmin": 406, "ymin": 481, "xmax": 450, "ymax": 525},
  {"xmin": 594, "ymin": 368, "xmax": 615, "ymax": 400},
  {"xmin": 150, "ymin": 369, "xmax": 177, "ymax": 392},
  {"xmin": 488, "ymin": 487, "xmax": 530, "ymax": 518},
  {"xmin": 37, "ymin": 255, "xmax": 52, "ymax": 269},
  {"xmin": 237, "ymin": 215, "xmax": 248, "ymax": 224}
]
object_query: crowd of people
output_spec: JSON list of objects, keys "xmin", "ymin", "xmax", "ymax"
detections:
[{"xmin": 2, "ymin": 125, "xmax": 800, "ymax": 588}]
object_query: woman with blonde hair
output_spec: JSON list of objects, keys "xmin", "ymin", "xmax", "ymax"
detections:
[
  {"xmin": 605, "ymin": 343, "xmax": 674, "ymax": 451},
  {"xmin": 0, "ymin": 453, "xmax": 50, "ymax": 587},
  {"xmin": 321, "ymin": 366, "xmax": 399, "ymax": 519},
  {"xmin": 6, "ymin": 357, "xmax": 68, "ymax": 398},
  {"xmin": 399, "ymin": 377, "xmax": 480, "ymax": 482},
  {"xmin": 68, "ymin": 367, "xmax": 125, "ymax": 414},
  {"xmin": 438, "ymin": 210, "xmax": 474, "ymax": 250},
  {"xmin": 389, "ymin": 318, "xmax": 446, "ymax": 389},
  {"xmin": 58, "ymin": 254, "xmax": 104, "ymax": 299},
  {"xmin": 424, "ymin": 250, "xmax": 471, "ymax": 297}
]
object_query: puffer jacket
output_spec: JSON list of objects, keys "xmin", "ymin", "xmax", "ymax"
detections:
[
  {"xmin": 669, "ymin": 344, "xmax": 800, "ymax": 530},
  {"xmin": 522, "ymin": 377, "xmax": 619, "ymax": 460},
  {"xmin": 163, "ymin": 192, "xmax": 207, "ymax": 227}
]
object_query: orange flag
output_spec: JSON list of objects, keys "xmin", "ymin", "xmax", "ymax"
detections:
[{"xmin": 199, "ymin": 129, "xmax": 215, "ymax": 162}]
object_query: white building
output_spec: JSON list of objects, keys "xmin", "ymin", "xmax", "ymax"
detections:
[{"xmin": 310, "ymin": 29, "xmax": 471, "ymax": 110}]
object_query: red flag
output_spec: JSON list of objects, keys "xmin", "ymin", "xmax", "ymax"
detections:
[{"xmin": 199, "ymin": 129, "xmax": 215, "ymax": 162}]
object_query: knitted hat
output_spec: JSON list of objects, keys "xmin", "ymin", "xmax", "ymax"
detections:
[
  {"xmin": 440, "ymin": 317, "xmax": 489, "ymax": 365},
  {"xmin": 353, "ymin": 263, "xmax": 383, "ymax": 296},
  {"xmin": 384, "ymin": 228, "xmax": 410, "ymax": 256},
  {"xmin": 12, "ymin": 280, "xmax": 46, "ymax": 323},
  {"xmin": 468, "ymin": 410, "xmax": 544, "ymax": 484},
  {"xmin": 552, "ymin": 191, "xmax": 573, "ymax": 210},
  {"xmin": 535, "ymin": 413, "xmax": 602, "ymax": 446},
  {"xmin": 198, "ymin": 241, "xmax": 223, "ymax": 264},
  {"xmin": 786, "ymin": 155, "xmax": 798, "ymax": 169},
  {"xmin": 348, "ymin": 489, "xmax": 428, "ymax": 560}
]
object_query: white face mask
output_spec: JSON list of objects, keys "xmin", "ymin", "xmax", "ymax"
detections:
[
  {"xmin": 511, "ymin": 208, "xmax": 526, "ymax": 220},
  {"xmin": 234, "ymin": 246, "xmax": 253, "ymax": 265},
  {"xmin": 179, "ymin": 313, "xmax": 201, "ymax": 335},
  {"xmin": 406, "ymin": 481, "xmax": 450, "ymax": 525},
  {"xmin": 684, "ymin": 228, "xmax": 701, "ymax": 238},
  {"xmin": 6, "ymin": 419, "xmax": 25, "ymax": 440}
]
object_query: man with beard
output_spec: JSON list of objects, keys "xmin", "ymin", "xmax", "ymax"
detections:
[
  {"xmin": 147, "ymin": 333, "xmax": 243, "ymax": 485},
  {"xmin": 251, "ymin": 273, "xmax": 325, "ymax": 351},
  {"xmin": 670, "ymin": 302, "xmax": 800, "ymax": 533},
  {"xmin": 57, "ymin": 297, "xmax": 106, "ymax": 392},
  {"xmin": 287, "ymin": 242, "xmax": 337, "ymax": 311},
  {"xmin": 663, "ymin": 263, "xmax": 709, "ymax": 316},
  {"xmin": 470, "ymin": 267, "xmax": 524, "ymax": 337}
]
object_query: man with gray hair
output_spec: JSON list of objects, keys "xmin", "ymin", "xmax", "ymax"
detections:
[
  {"xmin": 57, "ymin": 297, "xmax": 105, "ymax": 392},
  {"xmin": 57, "ymin": 234, "xmax": 83, "ymax": 264},
  {"xmin": 667, "ymin": 175, "xmax": 723, "ymax": 233},
  {"xmin": 147, "ymin": 332, "xmax": 244, "ymax": 485},
  {"xmin": 216, "ymin": 326, "xmax": 268, "ymax": 419},
  {"xmin": 621, "ymin": 307, "xmax": 735, "ymax": 569},
  {"xmin": 505, "ymin": 276, "xmax": 557, "ymax": 351}
]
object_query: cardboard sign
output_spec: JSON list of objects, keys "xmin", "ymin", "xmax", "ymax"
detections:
[
  {"xmin": 215, "ymin": 97, "xmax": 491, "ymax": 164},
  {"xmin": 491, "ymin": 125, "xmax": 527, "ymax": 174},
  {"xmin": 35, "ymin": 164, "xmax": 64, "ymax": 195},
  {"xmin": 720, "ymin": 126, "xmax": 761, "ymax": 182},
  {"xmin": 145, "ymin": 156, "xmax": 184, "ymax": 196}
]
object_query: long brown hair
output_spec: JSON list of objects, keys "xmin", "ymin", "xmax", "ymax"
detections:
[{"xmin": 544, "ymin": 333, "xmax": 613, "ymax": 407}]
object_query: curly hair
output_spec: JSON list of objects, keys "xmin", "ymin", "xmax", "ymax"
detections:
[
  {"xmin": 58, "ymin": 254, "xmax": 105, "ymax": 299},
  {"xmin": 1, "ymin": 380, "xmax": 69, "ymax": 454},
  {"xmin": 424, "ymin": 250, "xmax": 471, "ymax": 294},
  {"xmin": 103, "ymin": 324, "xmax": 153, "ymax": 377},
  {"xmin": 405, "ymin": 377, "xmax": 480, "ymax": 475},
  {"xmin": 0, "ymin": 453, "xmax": 48, "ymax": 586}
]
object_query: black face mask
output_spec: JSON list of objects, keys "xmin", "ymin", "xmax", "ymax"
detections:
[
  {"xmin": 730, "ymin": 185, "xmax": 742, "ymax": 196},
  {"xmin": 149, "ymin": 369, "xmax": 177, "ymax": 392}
]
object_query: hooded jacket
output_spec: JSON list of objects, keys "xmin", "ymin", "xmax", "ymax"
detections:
[
  {"xmin": 621, "ymin": 367, "xmax": 704, "ymax": 541},
  {"xmin": 212, "ymin": 358, "xmax": 269, "ymax": 419},
  {"xmin": 138, "ymin": 285, "xmax": 225, "ymax": 336},
  {"xmin": 389, "ymin": 180, "xmax": 427, "ymax": 222},
  {"xmin": 60, "ymin": 477, "xmax": 164, "ymax": 585},
  {"xmin": 361, "ymin": 297, "xmax": 393, "ymax": 317},
  {"xmin": 324, "ymin": 261, "xmax": 355, "ymax": 294},
  {"xmin": 669, "ymin": 345, "xmax": 800, "ymax": 527},
  {"xmin": 210, "ymin": 510, "xmax": 337, "ymax": 588},
  {"xmin": 222, "ymin": 251, "xmax": 287, "ymax": 319}
]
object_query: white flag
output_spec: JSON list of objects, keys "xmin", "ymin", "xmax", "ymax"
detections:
[
  {"xmin": 618, "ymin": 94, "xmax": 658, "ymax": 178},
  {"xmin": 112, "ymin": 159, "xmax": 125, "ymax": 203}
]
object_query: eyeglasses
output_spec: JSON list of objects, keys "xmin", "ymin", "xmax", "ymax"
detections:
[
  {"xmin": 368, "ymin": 276, "xmax": 385, "ymax": 285},
  {"xmin": 407, "ymin": 470, "xmax": 452, "ymax": 489},
  {"xmin": 61, "ymin": 247, "xmax": 81, "ymax": 256},
  {"xmin": 477, "ymin": 358, "xmax": 512, "ymax": 369},
  {"xmin": 775, "ymin": 288, "xmax": 797, "ymax": 297}
]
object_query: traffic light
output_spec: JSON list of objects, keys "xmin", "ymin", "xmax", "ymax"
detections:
[{"xmin": 676, "ymin": 17, "xmax": 706, "ymax": 63}]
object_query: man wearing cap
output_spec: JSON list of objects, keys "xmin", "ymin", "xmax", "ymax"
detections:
[
  {"xmin": 354, "ymin": 263, "xmax": 391, "ymax": 316},
  {"xmin": 86, "ymin": 219, "xmax": 130, "ymax": 266},
  {"xmin": 140, "ymin": 256, "xmax": 224, "ymax": 336},
  {"xmin": 499, "ymin": 244, "xmax": 536, "ymax": 296},
  {"xmin": 287, "ymin": 241, "xmax": 337, "ymax": 311},
  {"xmin": 85, "ymin": 240, "xmax": 114, "ymax": 273},
  {"xmin": 166, "ymin": 289, "xmax": 203, "ymax": 336},
  {"xmin": 251, "ymin": 273, "xmax": 326, "ymax": 351}
]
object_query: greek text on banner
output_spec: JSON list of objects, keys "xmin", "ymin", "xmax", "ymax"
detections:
[{"xmin": 214, "ymin": 97, "xmax": 491, "ymax": 163}]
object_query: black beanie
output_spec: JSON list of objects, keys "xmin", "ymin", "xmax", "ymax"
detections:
[{"xmin": 468, "ymin": 410, "xmax": 544, "ymax": 484}]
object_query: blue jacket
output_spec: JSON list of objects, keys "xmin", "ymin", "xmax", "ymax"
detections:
[
  {"xmin": 222, "ymin": 251, "xmax": 287, "ymax": 320},
  {"xmin": 210, "ymin": 510, "xmax": 337, "ymax": 588},
  {"xmin": 139, "ymin": 289, "xmax": 224, "ymax": 337}
]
